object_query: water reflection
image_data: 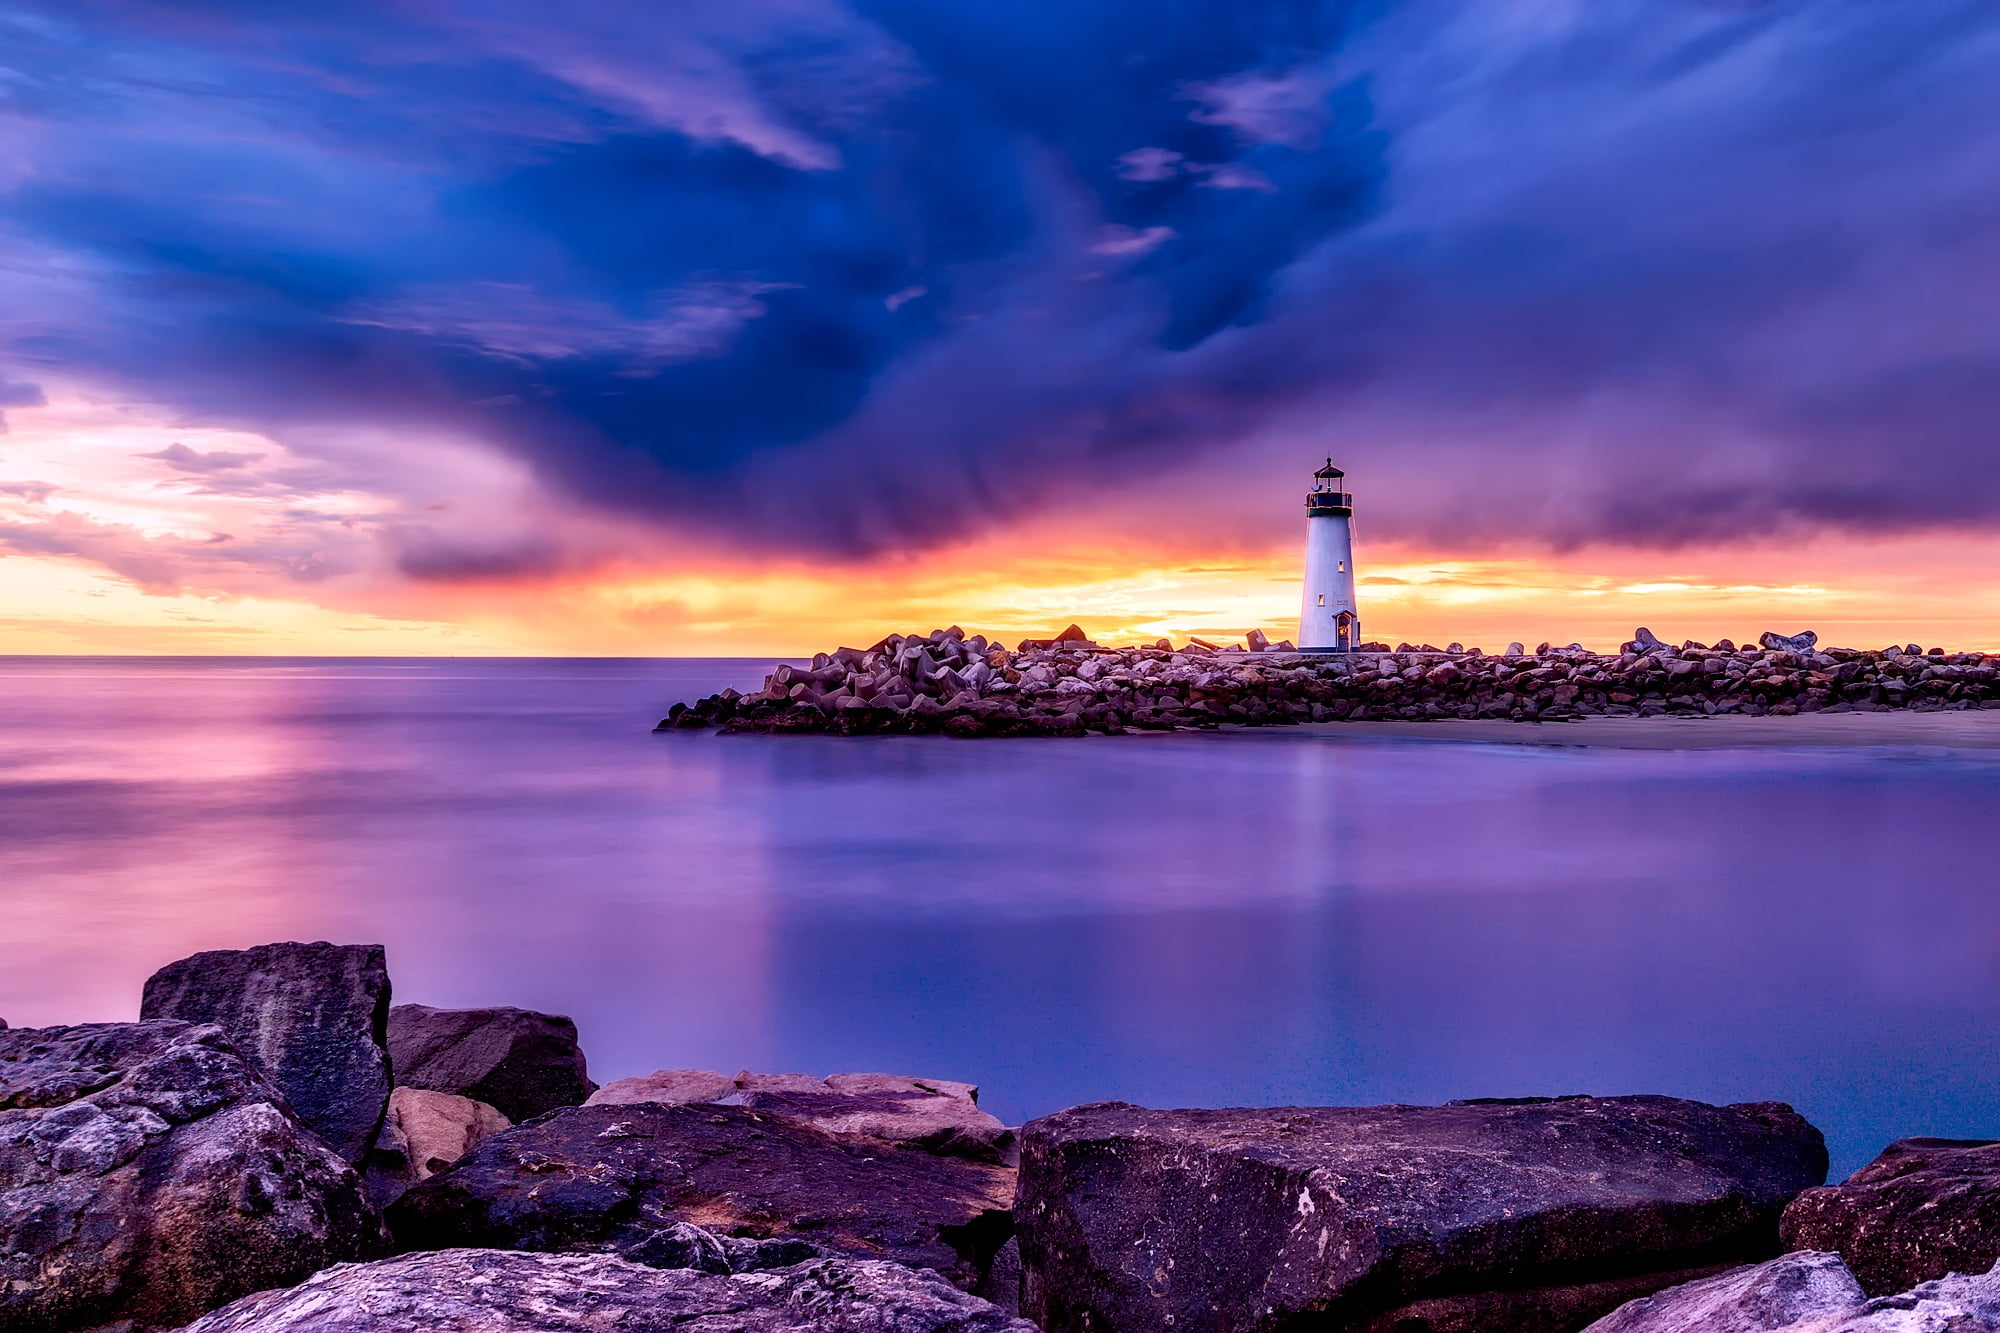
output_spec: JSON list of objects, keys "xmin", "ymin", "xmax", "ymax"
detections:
[{"xmin": 1, "ymin": 656, "xmax": 1996, "ymax": 1176}]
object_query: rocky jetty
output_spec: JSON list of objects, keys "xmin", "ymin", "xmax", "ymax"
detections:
[
  {"xmin": 657, "ymin": 627, "xmax": 2000, "ymax": 737},
  {"xmin": 1015, "ymin": 1095, "xmax": 1829, "ymax": 1333},
  {"xmin": 19, "ymin": 937, "xmax": 2000, "ymax": 1332}
]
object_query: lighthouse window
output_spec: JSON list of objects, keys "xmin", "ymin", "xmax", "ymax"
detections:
[
  {"xmin": 1338, "ymin": 560, "xmax": 1345, "ymax": 572},
  {"xmin": 1317, "ymin": 595, "xmax": 1325, "ymax": 606}
]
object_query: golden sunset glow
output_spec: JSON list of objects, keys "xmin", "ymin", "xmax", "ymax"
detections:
[{"xmin": 3, "ymin": 396, "xmax": 1996, "ymax": 657}]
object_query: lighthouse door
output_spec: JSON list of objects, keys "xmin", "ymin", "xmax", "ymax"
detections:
[{"xmin": 1335, "ymin": 611, "xmax": 1355, "ymax": 650}]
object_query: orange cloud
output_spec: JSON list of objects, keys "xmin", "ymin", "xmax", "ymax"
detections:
[{"xmin": 2, "ymin": 395, "xmax": 1997, "ymax": 656}]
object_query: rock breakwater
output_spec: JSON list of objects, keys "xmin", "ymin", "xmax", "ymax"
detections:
[
  {"xmin": 16, "ymin": 940, "xmax": 2000, "ymax": 1331},
  {"xmin": 658, "ymin": 627, "xmax": 2000, "ymax": 737}
]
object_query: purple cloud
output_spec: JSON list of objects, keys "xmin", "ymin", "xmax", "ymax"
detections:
[
  {"xmin": 139, "ymin": 443, "xmax": 266, "ymax": 474},
  {"xmin": 0, "ymin": 379, "xmax": 44, "ymax": 433},
  {"xmin": 0, "ymin": 0, "xmax": 1994, "ymax": 579}
]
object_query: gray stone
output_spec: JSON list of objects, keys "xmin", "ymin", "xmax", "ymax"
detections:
[
  {"xmin": 177, "ymin": 1249, "xmax": 1042, "ymax": 1333},
  {"xmin": 1018, "ymin": 1095, "xmax": 1828, "ymax": 1333},
  {"xmin": 1819, "ymin": 1262, "xmax": 2000, "ymax": 1330},
  {"xmin": 1781, "ymin": 1137, "xmax": 2000, "ymax": 1295},
  {"xmin": 746, "ymin": 1072, "xmax": 1014, "ymax": 1164},
  {"xmin": 1586, "ymin": 1255, "xmax": 2000, "ymax": 1332},
  {"xmin": 0, "ymin": 1020, "xmax": 389, "ymax": 1333},
  {"xmin": 386, "ymin": 1003, "xmax": 596, "ymax": 1123},
  {"xmin": 619, "ymin": 1220, "xmax": 732, "ymax": 1273},
  {"xmin": 1583, "ymin": 1251, "xmax": 1866, "ymax": 1332},
  {"xmin": 977, "ymin": 1236, "xmax": 1024, "ymax": 1317},
  {"xmin": 588, "ymin": 1070, "xmax": 1014, "ymax": 1164},
  {"xmin": 363, "ymin": 1086, "xmax": 509, "ymax": 1207},
  {"xmin": 389, "ymin": 1101, "xmax": 1017, "ymax": 1291},
  {"xmin": 140, "ymin": 941, "xmax": 391, "ymax": 1163},
  {"xmin": 587, "ymin": 1068, "xmax": 737, "ymax": 1107},
  {"xmin": 1761, "ymin": 630, "xmax": 1820, "ymax": 654},
  {"xmin": 614, "ymin": 1220, "xmax": 824, "ymax": 1274}
]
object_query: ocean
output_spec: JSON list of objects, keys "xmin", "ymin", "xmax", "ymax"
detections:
[{"xmin": 3, "ymin": 654, "xmax": 1997, "ymax": 1177}]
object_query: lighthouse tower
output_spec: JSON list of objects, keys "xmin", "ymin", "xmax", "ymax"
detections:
[{"xmin": 1298, "ymin": 460, "xmax": 1361, "ymax": 652}]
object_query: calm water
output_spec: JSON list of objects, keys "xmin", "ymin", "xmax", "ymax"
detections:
[{"xmin": 3, "ymin": 655, "xmax": 1998, "ymax": 1177}]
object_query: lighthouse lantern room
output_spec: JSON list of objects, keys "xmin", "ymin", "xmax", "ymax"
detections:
[{"xmin": 1298, "ymin": 459, "xmax": 1361, "ymax": 652}]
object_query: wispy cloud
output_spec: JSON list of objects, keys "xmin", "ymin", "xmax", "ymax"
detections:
[{"xmin": 139, "ymin": 443, "xmax": 266, "ymax": 474}]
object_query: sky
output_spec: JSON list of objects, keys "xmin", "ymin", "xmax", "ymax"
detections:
[{"xmin": 1, "ymin": 0, "xmax": 1997, "ymax": 655}]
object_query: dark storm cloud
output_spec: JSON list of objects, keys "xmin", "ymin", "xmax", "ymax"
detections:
[{"xmin": 1, "ymin": 0, "xmax": 1997, "ymax": 564}]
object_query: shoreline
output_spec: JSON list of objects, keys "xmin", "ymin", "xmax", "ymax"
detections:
[
  {"xmin": 1288, "ymin": 709, "xmax": 2000, "ymax": 751},
  {"xmin": 16, "ymin": 940, "xmax": 2000, "ymax": 1333}
]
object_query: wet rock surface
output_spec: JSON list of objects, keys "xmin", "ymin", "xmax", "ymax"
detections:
[
  {"xmin": 1781, "ymin": 1137, "xmax": 2000, "ymax": 1295},
  {"xmin": 177, "ymin": 1248, "xmax": 1041, "ymax": 1333},
  {"xmin": 387, "ymin": 1003, "xmax": 596, "ymax": 1123},
  {"xmin": 1586, "ymin": 1252, "xmax": 2000, "ymax": 1332},
  {"xmin": 0, "ymin": 1020, "xmax": 390, "ymax": 1333},
  {"xmin": 388, "ymin": 1101, "xmax": 1017, "ymax": 1290},
  {"xmin": 140, "ymin": 941, "xmax": 392, "ymax": 1163},
  {"xmin": 659, "ymin": 627, "xmax": 2000, "ymax": 737},
  {"xmin": 1017, "ymin": 1095, "xmax": 1829, "ymax": 1333},
  {"xmin": 588, "ymin": 1069, "xmax": 1014, "ymax": 1164}
]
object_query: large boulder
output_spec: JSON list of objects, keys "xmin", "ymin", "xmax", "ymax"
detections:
[
  {"xmin": 388, "ymin": 1102, "xmax": 1017, "ymax": 1290},
  {"xmin": 1582, "ymin": 1251, "xmax": 1866, "ymax": 1332},
  {"xmin": 589, "ymin": 1068, "xmax": 738, "ymax": 1106},
  {"xmin": 1781, "ymin": 1137, "xmax": 2000, "ymax": 1295},
  {"xmin": 1017, "ymin": 1096, "xmax": 1828, "ymax": 1333},
  {"xmin": 1585, "ymin": 1252, "xmax": 2000, "ymax": 1332},
  {"xmin": 140, "ymin": 941, "xmax": 392, "ymax": 1163},
  {"xmin": 362, "ymin": 1086, "xmax": 509, "ymax": 1207},
  {"xmin": 588, "ymin": 1069, "xmax": 1014, "ymax": 1164},
  {"xmin": 387, "ymin": 1003, "xmax": 595, "ymax": 1123},
  {"xmin": 0, "ymin": 1021, "xmax": 390, "ymax": 1333},
  {"xmin": 178, "ymin": 1248, "xmax": 1040, "ymax": 1333}
]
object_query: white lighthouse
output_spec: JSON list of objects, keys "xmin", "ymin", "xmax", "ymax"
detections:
[{"xmin": 1298, "ymin": 459, "xmax": 1361, "ymax": 652}]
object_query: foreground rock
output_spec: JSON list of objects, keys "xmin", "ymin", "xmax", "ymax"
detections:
[
  {"xmin": 0, "ymin": 1021, "xmax": 390, "ymax": 1333},
  {"xmin": 1781, "ymin": 1137, "xmax": 2000, "ymax": 1295},
  {"xmin": 1585, "ymin": 1251, "xmax": 2000, "ymax": 1331},
  {"xmin": 363, "ymin": 1086, "xmax": 510, "ymax": 1207},
  {"xmin": 140, "ymin": 941, "xmax": 392, "ymax": 1163},
  {"xmin": 389, "ymin": 1102, "xmax": 1016, "ymax": 1290},
  {"xmin": 387, "ymin": 1003, "xmax": 596, "ymax": 1123},
  {"xmin": 588, "ymin": 1069, "xmax": 1014, "ymax": 1164},
  {"xmin": 659, "ymin": 626, "xmax": 2000, "ymax": 737},
  {"xmin": 179, "ymin": 1249, "xmax": 1040, "ymax": 1333},
  {"xmin": 1017, "ymin": 1095, "xmax": 1828, "ymax": 1333},
  {"xmin": 1583, "ymin": 1251, "xmax": 1866, "ymax": 1331}
]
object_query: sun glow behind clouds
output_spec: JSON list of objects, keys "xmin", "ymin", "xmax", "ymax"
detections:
[{"xmin": 2, "ymin": 399, "xmax": 1996, "ymax": 657}]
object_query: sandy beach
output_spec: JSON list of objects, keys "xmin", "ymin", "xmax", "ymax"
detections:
[{"xmin": 1297, "ymin": 709, "xmax": 2000, "ymax": 750}]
